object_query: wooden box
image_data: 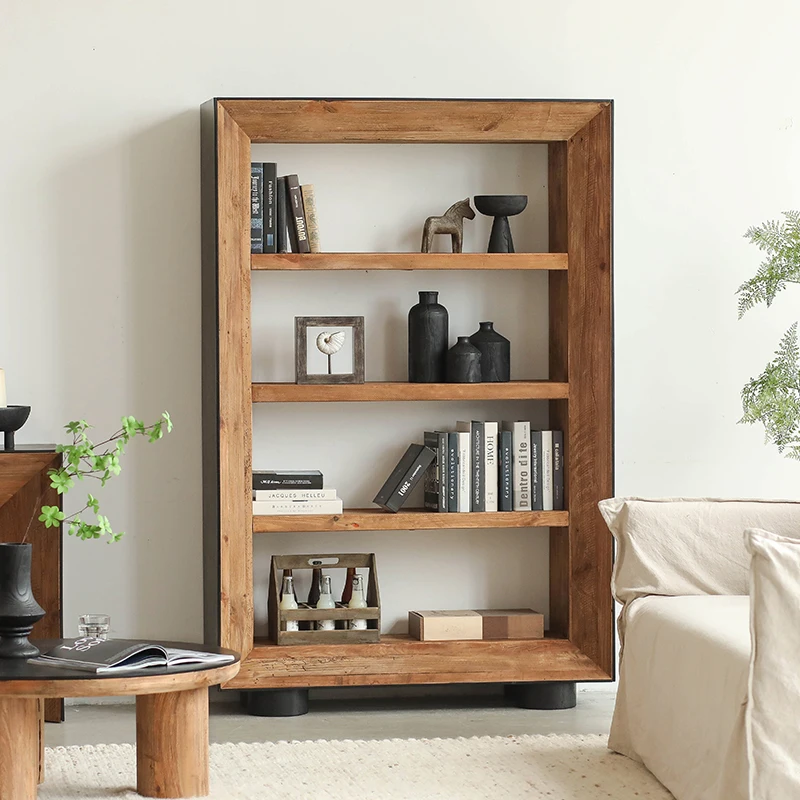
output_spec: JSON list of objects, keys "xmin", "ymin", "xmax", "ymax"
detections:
[
  {"xmin": 478, "ymin": 609, "xmax": 544, "ymax": 640},
  {"xmin": 408, "ymin": 610, "xmax": 483, "ymax": 641},
  {"xmin": 269, "ymin": 553, "xmax": 380, "ymax": 645}
]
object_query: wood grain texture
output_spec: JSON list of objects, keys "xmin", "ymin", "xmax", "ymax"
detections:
[
  {"xmin": 136, "ymin": 687, "xmax": 209, "ymax": 799},
  {"xmin": 229, "ymin": 635, "xmax": 609, "ymax": 688},
  {"xmin": 216, "ymin": 104, "xmax": 254, "ymax": 659},
  {"xmin": 0, "ymin": 696, "xmax": 38, "ymax": 800},
  {"xmin": 560, "ymin": 105, "xmax": 614, "ymax": 676},
  {"xmin": 254, "ymin": 508, "xmax": 569, "ymax": 533},
  {"xmin": 0, "ymin": 452, "xmax": 64, "ymax": 722},
  {"xmin": 251, "ymin": 252, "xmax": 568, "ymax": 271},
  {"xmin": 0, "ymin": 661, "xmax": 239, "ymax": 698},
  {"xmin": 38, "ymin": 699, "xmax": 44, "ymax": 784},
  {"xmin": 220, "ymin": 99, "xmax": 609, "ymax": 143},
  {"xmin": 548, "ymin": 141, "xmax": 571, "ymax": 641},
  {"xmin": 252, "ymin": 381, "xmax": 569, "ymax": 403}
]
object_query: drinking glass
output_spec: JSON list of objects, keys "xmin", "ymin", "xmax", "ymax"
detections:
[{"xmin": 78, "ymin": 614, "xmax": 110, "ymax": 640}]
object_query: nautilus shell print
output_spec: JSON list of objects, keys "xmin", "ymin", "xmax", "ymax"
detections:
[{"xmin": 316, "ymin": 330, "xmax": 346, "ymax": 374}]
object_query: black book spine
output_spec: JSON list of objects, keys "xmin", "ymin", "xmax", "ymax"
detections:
[
  {"xmin": 253, "ymin": 472, "xmax": 324, "ymax": 491},
  {"xmin": 250, "ymin": 163, "xmax": 264, "ymax": 254},
  {"xmin": 530, "ymin": 431, "xmax": 543, "ymax": 511},
  {"xmin": 373, "ymin": 445, "xmax": 423, "ymax": 507},
  {"xmin": 286, "ymin": 174, "xmax": 310, "ymax": 254},
  {"xmin": 499, "ymin": 429, "xmax": 513, "ymax": 512},
  {"xmin": 447, "ymin": 433, "xmax": 458, "ymax": 512},
  {"xmin": 552, "ymin": 430, "xmax": 564, "ymax": 511},
  {"xmin": 379, "ymin": 446, "xmax": 436, "ymax": 513},
  {"xmin": 437, "ymin": 432, "xmax": 448, "ymax": 512},
  {"xmin": 472, "ymin": 422, "xmax": 485, "ymax": 512},
  {"xmin": 263, "ymin": 162, "xmax": 277, "ymax": 254},
  {"xmin": 276, "ymin": 177, "xmax": 289, "ymax": 253},
  {"xmin": 423, "ymin": 432, "xmax": 440, "ymax": 511}
]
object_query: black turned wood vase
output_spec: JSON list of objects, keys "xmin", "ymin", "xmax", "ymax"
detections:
[
  {"xmin": 446, "ymin": 336, "xmax": 482, "ymax": 383},
  {"xmin": 408, "ymin": 291, "xmax": 449, "ymax": 383},
  {"xmin": 0, "ymin": 543, "xmax": 45, "ymax": 659},
  {"xmin": 469, "ymin": 321, "xmax": 511, "ymax": 382}
]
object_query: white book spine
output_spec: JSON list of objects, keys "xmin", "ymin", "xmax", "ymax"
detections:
[
  {"xmin": 456, "ymin": 431, "xmax": 471, "ymax": 512},
  {"xmin": 484, "ymin": 422, "xmax": 499, "ymax": 513},
  {"xmin": 541, "ymin": 430, "xmax": 554, "ymax": 511},
  {"xmin": 504, "ymin": 421, "xmax": 531, "ymax": 511},
  {"xmin": 253, "ymin": 489, "xmax": 337, "ymax": 501},
  {"xmin": 252, "ymin": 499, "xmax": 343, "ymax": 515}
]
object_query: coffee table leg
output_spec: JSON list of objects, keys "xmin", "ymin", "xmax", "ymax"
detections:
[
  {"xmin": 0, "ymin": 696, "xmax": 39, "ymax": 800},
  {"xmin": 136, "ymin": 687, "xmax": 209, "ymax": 798}
]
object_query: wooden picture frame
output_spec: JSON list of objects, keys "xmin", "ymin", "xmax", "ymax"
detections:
[{"xmin": 295, "ymin": 316, "xmax": 365, "ymax": 385}]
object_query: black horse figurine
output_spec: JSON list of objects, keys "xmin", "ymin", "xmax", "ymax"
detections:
[{"xmin": 421, "ymin": 198, "xmax": 475, "ymax": 253}]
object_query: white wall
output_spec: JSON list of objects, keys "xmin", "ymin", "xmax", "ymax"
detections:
[{"xmin": 1, "ymin": 0, "xmax": 799, "ymax": 647}]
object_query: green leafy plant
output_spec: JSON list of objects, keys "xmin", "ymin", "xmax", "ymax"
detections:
[
  {"xmin": 21, "ymin": 412, "xmax": 173, "ymax": 544},
  {"xmin": 737, "ymin": 211, "xmax": 800, "ymax": 458}
]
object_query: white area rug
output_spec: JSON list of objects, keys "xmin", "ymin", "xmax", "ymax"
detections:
[{"xmin": 41, "ymin": 734, "xmax": 673, "ymax": 799}]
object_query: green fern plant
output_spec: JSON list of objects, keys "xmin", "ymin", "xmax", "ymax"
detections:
[{"xmin": 737, "ymin": 211, "xmax": 800, "ymax": 458}]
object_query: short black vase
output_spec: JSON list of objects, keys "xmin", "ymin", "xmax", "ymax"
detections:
[
  {"xmin": 470, "ymin": 321, "xmax": 511, "ymax": 382},
  {"xmin": 474, "ymin": 195, "xmax": 528, "ymax": 253},
  {"xmin": 446, "ymin": 337, "xmax": 482, "ymax": 383},
  {"xmin": 408, "ymin": 291, "xmax": 449, "ymax": 383},
  {"xmin": 0, "ymin": 543, "xmax": 45, "ymax": 659},
  {"xmin": 0, "ymin": 405, "xmax": 31, "ymax": 451}
]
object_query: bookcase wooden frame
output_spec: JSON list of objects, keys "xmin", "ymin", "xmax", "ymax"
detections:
[{"xmin": 201, "ymin": 98, "xmax": 614, "ymax": 690}]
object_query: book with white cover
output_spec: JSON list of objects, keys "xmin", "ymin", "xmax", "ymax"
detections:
[
  {"xmin": 502, "ymin": 421, "xmax": 531, "ymax": 511},
  {"xmin": 484, "ymin": 422, "xmax": 499, "ymax": 512},
  {"xmin": 252, "ymin": 498, "xmax": 343, "ymax": 515},
  {"xmin": 253, "ymin": 489, "xmax": 337, "ymax": 502},
  {"xmin": 455, "ymin": 431, "xmax": 471, "ymax": 512},
  {"xmin": 541, "ymin": 430, "xmax": 554, "ymax": 511}
]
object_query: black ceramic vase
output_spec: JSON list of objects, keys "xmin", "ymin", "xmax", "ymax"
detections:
[
  {"xmin": 469, "ymin": 321, "xmax": 511, "ymax": 382},
  {"xmin": 0, "ymin": 543, "xmax": 45, "ymax": 659},
  {"xmin": 446, "ymin": 337, "xmax": 482, "ymax": 383},
  {"xmin": 408, "ymin": 291, "xmax": 449, "ymax": 383}
]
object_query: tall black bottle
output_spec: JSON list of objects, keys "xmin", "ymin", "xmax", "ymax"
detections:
[{"xmin": 408, "ymin": 291, "xmax": 449, "ymax": 383}]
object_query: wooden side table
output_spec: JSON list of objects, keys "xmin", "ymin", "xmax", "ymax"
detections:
[{"xmin": 0, "ymin": 641, "xmax": 239, "ymax": 799}]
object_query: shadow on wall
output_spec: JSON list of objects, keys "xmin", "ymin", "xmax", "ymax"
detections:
[{"xmin": 53, "ymin": 110, "xmax": 204, "ymax": 641}]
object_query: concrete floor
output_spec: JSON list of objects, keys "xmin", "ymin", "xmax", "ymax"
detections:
[{"xmin": 45, "ymin": 689, "xmax": 617, "ymax": 747}]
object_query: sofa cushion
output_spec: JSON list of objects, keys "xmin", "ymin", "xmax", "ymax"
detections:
[
  {"xmin": 744, "ymin": 527, "xmax": 800, "ymax": 799},
  {"xmin": 598, "ymin": 497, "xmax": 800, "ymax": 641}
]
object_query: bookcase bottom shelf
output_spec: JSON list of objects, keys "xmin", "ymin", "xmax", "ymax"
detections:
[
  {"xmin": 226, "ymin": 635, "xmax": 609, "ymax": 689},
  {"xmin": 253, "ymin": 509, "xmax": 569, "ymax": 533}
]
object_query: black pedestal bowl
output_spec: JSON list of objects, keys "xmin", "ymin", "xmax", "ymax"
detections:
[
  {"xmin": 0, "ymin": 406, "xmax": 31, "ymax": 451},
  {"xmin": 474, "ymin": 195, "xmax": 528, "ymax": 253}
]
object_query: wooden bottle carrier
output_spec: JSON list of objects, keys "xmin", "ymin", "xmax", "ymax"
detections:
[{"xmin": 269, "ymin": 553, "xmax": 381, "ymax": 645}]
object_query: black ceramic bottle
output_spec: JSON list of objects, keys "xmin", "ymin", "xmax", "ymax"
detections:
[
  {"xmin": 469, "ymin": 321, "xmax": 511, "ymax": 382},
  {"xmin": 408, "ymin": 291, "xmax": 449, "ymax": 383},
  {"xmin": 446, "ymin": 337, "xmax": 482, "ymax": 383},
  {"xmin": 0, "ymin": 543, "xmax": 45, "ymax": 659}
]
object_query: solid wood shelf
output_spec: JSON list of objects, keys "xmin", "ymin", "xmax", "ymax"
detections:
[
  {"xmin": 251, "ymin": 252, "xmax": 567, "ymax": 271},
  {"xmin": 252, "ymin": 381, "xmax": 569, "ymax": 403},
  {"xmin": 253, "ymin": 508, "xmax": 568, "ymax": 533},
  {"xmin": 227, "ymin": 635, "xmax": 608, "ymax": 689}
]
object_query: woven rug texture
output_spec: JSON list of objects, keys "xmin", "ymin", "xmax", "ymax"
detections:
[{"xmin": 39, "ymin": 734, "xmax": 673, "ymax": 799}]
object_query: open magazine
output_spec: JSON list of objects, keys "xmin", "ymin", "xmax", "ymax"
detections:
[{"xmin": 29, "ymin": 638, "xmax": 235, "ymax": 674}]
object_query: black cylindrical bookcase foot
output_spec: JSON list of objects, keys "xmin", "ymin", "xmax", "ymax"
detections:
[
  {"xmin": 505, "ymin": 681, "xmax": 577, "ymax": 710},
  {"xmin": 238, "ymin": 690, "xmax": 249, "ymax": 709},
  {"xmin": 246, "ymin": 688, "xmax": 309, "ymax": 717}
]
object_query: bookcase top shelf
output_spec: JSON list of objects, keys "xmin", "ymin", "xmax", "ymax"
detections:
[
  {"xmin": 252, "ymin": 381, "xmax": 569, "ymax": 403},
  {"xmin": 253, "ymin": 508, "xmax": 568, "ymax": 533},
  {"xmin": 251, "ymin": 253, "xmax": 567, "ymax": 271}
]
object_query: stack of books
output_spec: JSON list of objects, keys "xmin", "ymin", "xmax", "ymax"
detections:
[
  {"xmin": 374, "ymin": 422, "xmax": 564, "ymax": 514},
  {"xmin": 252, "ymin": 470, "xmax": 342, "ymax": 516},
  {"xmin": 250, "ymin": 163, "xmax": 320, "ymax": 255}
]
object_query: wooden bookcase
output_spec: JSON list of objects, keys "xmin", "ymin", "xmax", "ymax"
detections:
[{"xmin": 201, "ymin": 98, "xmax": 614, "ymax": 691}]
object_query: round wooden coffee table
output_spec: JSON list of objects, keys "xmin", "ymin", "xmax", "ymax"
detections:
[{"xmin": 0, "ymin": 640, "xmax": 239, "ymax": 799}]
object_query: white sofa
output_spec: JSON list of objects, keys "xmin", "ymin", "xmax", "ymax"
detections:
[{"xmin": 599, "ymin": 498, "xmax": 800, "ymax": 800}]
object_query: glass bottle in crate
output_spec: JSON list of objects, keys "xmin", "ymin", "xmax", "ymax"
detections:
[
  {"xmin": 307, "ymin": 567, "xmax": 322, "ymax": 607},
  {"xmin": 348, "ymin": 573, "xmax": 368, "ymax": 630},
  {"xmin": 340, "ymin": 567, "xmax": 356, "ymax": 605},
  {"xmin": 279, "ymin": 568, "xmax": 293, "ymax": 600},
  {"xmin": 279, "ymin": 575, "xmax": 299, "ymax": 632},
  {"xmin": 316, "ymin": 575, "xmax": 336, "ymax": 631}
]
